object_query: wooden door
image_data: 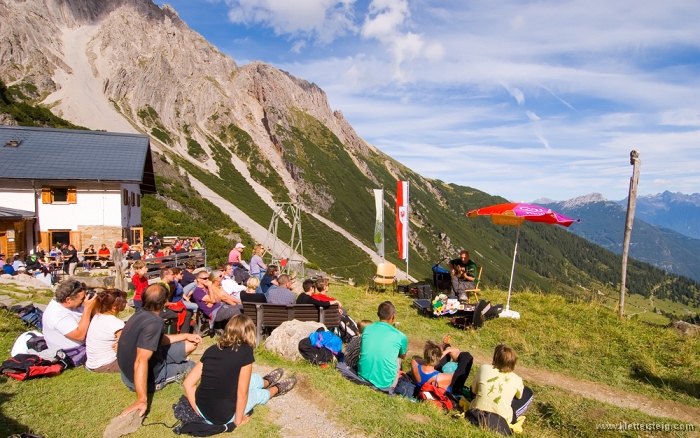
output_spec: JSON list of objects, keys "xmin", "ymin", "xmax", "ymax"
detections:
[
  {"xmin": 70, "ymin": 231, "xmax": 82, "ymax": 252},
  {"xmin": 0, "ymin": 231, "xmax": 6, "ymax": 257}
]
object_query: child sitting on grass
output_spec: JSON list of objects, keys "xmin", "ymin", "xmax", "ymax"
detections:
[
  {"xmin": 343, "ymin": 319, "xmax": 373, "ymax": 370},
  {"xmin": 410, "ymin": 338, "xmax": 474, "ymax": 396},
  {"xmin": 466, "ymin": 344, "xmax": 533, "ymax": 435}
]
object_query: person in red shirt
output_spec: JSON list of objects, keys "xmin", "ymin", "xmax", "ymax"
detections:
[
  {"xmin": 131, "ymin": 260, "xmax": 148, "ymax": 313},
  {"xmin": 97, "ymin": 244, "xmax": 111, "ymax": 268},
  {"xmin": 313, "ymin": 278, "xmax": 343, "ymax": 311}
]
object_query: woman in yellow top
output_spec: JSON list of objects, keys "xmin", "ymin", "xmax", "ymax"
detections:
[{"xmin": 467, "ymin": 344, "xmax": 533, "ymax": 435}]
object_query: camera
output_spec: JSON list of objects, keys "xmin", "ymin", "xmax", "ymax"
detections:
[{"xmin": 86, "ymin": 288, "xmax": 96, "ymax": 298}]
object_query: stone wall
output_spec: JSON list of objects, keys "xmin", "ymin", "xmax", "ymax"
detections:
[{"xmin": 77, "ymin": 225, "xmax": 122, "ymax": 250}]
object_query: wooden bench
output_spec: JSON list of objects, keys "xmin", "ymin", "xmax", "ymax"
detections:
[{"xmin": 242, "ymin": 302, "xmax": 340, "ymax": 345}]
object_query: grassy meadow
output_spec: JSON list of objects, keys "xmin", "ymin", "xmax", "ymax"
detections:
[{"xmin": 0, "ymin": 283, "xmax": 698, "ymax": 437}]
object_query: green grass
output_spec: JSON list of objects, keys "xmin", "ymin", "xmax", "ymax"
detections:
[{"xmin": 0, "ymin": 285, "xmax": 698, "ymax": 437}]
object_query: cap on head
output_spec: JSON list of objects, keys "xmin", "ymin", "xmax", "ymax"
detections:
[{"xmin": 235, "ymin": 243, "xmax": 245, "ymax": 249}]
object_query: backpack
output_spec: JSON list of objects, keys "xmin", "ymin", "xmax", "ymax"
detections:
[
  {"xmin": 334, "ymin": 312, "xmax": 359, "ymax": 344},
  {"xmin": 298, "ymin": 338, "xmax": 335, "ymax": 365},
  {"xmin": 232, "ymin": 264, "xmax": 250, "ymax": 285},
  {"xmin": 16, "ymin": 305, "xmax": 43, "ymax": 331},
  {"xmin": 0, "ymin": 354, "xmax": 66, "ymax": 381},
  {"xmin": 411, "ymin": 284, "xmax": 432, "ymax": 300},
  {"xmin": 417, "ymin": 382, "xmax": 459, "ymax": 411}
]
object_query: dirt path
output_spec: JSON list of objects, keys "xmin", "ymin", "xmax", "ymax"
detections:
[{"xmin": 407, "ymin": 339, "xmax": 699, "ymax": 425}]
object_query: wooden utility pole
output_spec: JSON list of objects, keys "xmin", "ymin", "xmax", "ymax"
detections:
[{"xmin": 619, "ymin": 150, "xmax": 641, "ymax": 318}]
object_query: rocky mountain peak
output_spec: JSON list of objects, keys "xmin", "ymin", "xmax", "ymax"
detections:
[{"xmin": 561, "ymin": 192, "xmax": 608, "ymax": 209}]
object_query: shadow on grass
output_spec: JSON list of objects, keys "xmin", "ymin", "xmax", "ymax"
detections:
[
  {"xmin": 0, "ymin": 383, "xmax": 31, "ymax": 437},
  {"xmin": 630, "ymin": 367, "xmax": 700, "ymax": 400}
]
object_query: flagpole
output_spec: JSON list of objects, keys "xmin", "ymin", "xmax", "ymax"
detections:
[
  {"xmin": 406, "ymin": 181, "xmax": 409, "ymax": 281},
  {"xmin": 381, "ymin": 188, "xmax": 385, "ymax": 262}
]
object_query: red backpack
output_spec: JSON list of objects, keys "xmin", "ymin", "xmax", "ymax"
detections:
[
  {"xmin": 1, "ymin": 354, "xmax": 66, "ymax": 381},
  {"xmin": 417, "ymin": 382, "xmax": 458, "ymax": 411}
]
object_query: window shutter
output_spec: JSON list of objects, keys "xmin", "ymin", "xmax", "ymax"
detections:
[
  {"xmin": 123, "ymin": 189, "xmax": 128, "ymax": 205},
  {"xmin": 41, "ymin": 188, "xmax": 51, "ymax": 204},
  {"xmin": 136, "ymin": 194, "xmax": 141, "ymax": 207},
  {"xmin": 67, "ymin": 188, "xmax": 77, "ymax": 204},
  {"xmin": 130, "ymin": 192, "xmax": 135, "ymax": 206}
]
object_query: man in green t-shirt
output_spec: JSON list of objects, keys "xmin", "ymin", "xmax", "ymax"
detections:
[
  {"xmin": 357, "ymin": 301, "xmax": 408, "ymax": 391},
  {"xmin": 450, "ymin": 250, "xmax": 478, "ymax": 302}
]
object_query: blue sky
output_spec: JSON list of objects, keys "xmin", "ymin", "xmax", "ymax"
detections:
[{"xmin": 158, "ymin": 0, "xmax": 700, "ymax": 202}]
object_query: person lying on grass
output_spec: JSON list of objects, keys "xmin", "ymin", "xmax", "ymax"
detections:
[
  {"xmin": 183, "ymin": 314, "xmax": 297, "ymax": 427},
  {"xmin": 410, "ymin": 339, "xmax": 474, "ymax": 396},
  {"xmin": 466, "ymin": 344, "xmax": 534, "ymax": 436},
  {"xmin": 118, "ymin": 284, "xmax": 202, "ymax": 418}
]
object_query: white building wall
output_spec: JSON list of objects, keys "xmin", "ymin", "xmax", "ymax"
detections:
[
  {"xmin": 38, "ymin": 190, "xmax": 122, "ymax": 230},
  {"xmin": 0, "ymin": 185, "xmax": 124, "ymax": 231},
  {"xmin": 0, "ymin": 190, "xmax": 35, "ymax": 212},
  {"xmin": 120, "ymin": 183, "xmax": 142, "ymax": 228}
]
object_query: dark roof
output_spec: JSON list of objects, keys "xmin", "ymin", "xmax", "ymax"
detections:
[
  {"xmin": 0, "ymin": 126, "xmax": 152, "ymax": 184},
  {"xmin": 0, "ymin": 206, "xmax": 35, "ymax": 219}
]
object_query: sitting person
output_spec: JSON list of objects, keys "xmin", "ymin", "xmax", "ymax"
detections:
[
  {"xmin": 171, "ymin": 267, "xmax": 198, "ymax": 312},
  {"xmin": 240, "ymin": 277, "xmax": 266, "ymax": 303},
  {"xmin": 180, "ymin": 260, "xmax": 197, "ymax": 287},
  {"xmin": 158, "ymin": 267, "xmax": 192, "ymax": 334},
  {"xmin": 343, "ymin": 319, "xmax": 372, "ymax": 370},
  {"xmin": 467, "ymin": 344, "xmax": 534, "ymax": 436},
  {"xmin": 41, "ymin": 280, "xmax": 97, "ymax": 362},
  {"xmin": 83, "ymin": 244, "xmax": 97, "ymax": 271},
  {"xmin": 12, "ymin": 254, "xmax": 25, "ymax": 272},
  {"xmin": 259, "ymin": 265, "xmax": 279, "ymax": 295},
  {"xmin": 192, "ymin": 272, "xmax": 242, "ymax": 325},
  {"xmin": 118, "ymin": 284, "xmax": 202, "ymax": 418},
  {"xmin": 296, "ymin": 279, "xmax": 334, "ymax": 307},
  {"xmin": 266, "ymin": 274, "xmax": 296, "ymax": 305},
  {"xmin": 248, "ymin": 244, "xmax": 267, "ymax": 279},
  {"xmin": 86, "ymin": 289, "xmax": 127, "ymax": 373},
  {"xmin": 312, "ymin": 278, "xmax": 343, "ymax": 311},
  {"xmin": 25, "ymin": 254, "xmax": 41, "ymax": 272},
  {"xmin": 357, "ymin": 301, "xmax": 408, "ymax": 392},
  {"xmin": 450, "ymin": 250, "xmax": 479, "ymax": 302},
  {"xmin": 220, "ymin": 263, "xmax": 246, "ymax": 299},
  {"xmin": 34, "ymin": 265, "xmax": 53, "ymax": 287},
  {"xmin": 410, "ymin": 340, "xmax": 474, "ymax": 396},
  {"xmin": 2, "ymin": 259, "xmax": 15, "ymax": 276},
  {"xmin": 183, "ymin": 315, "xmax": 297, "ymax": 427},
  {"xmin": 97, "ymin": 244, "xmax": 111, "ymax": 267}
]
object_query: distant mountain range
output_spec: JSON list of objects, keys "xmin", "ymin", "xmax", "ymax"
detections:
[
  {"xmin": 619, "ymin": 191, "xmax": 700, "ymax": 240},
  {"xmin": 541, "ymin": 193, "xmax": 700, "ymax": 282}
]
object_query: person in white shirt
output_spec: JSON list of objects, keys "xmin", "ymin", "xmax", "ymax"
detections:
[
  {"xmin": 221, "ymin": 263, "xmax": 246, "ymax": 300},
  {"xmin": 41, "ymin": 280, "xmax": 97, "ymax": 364},
  {"xmin": 86, "ymin": 289, "xmax": 127, "ymax": 373}
]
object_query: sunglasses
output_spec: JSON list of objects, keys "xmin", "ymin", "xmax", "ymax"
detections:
[{"xmin": 72, "ymin": 281, "xmax": 86, "ymax": 291}]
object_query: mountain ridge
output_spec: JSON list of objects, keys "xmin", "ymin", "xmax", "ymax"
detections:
[{"xmin": 2, "ymin": 0, "xmax": 699, "ymax": 309}]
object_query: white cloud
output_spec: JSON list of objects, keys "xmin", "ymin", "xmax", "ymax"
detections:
[
  {"xmin": 505, "ymin": 86, "xmax": 525, "ymax": 105},
  {"xmin": 225, "ymin": 0, "xmax": 357, "ymax": 43},
  {"xmin": 291, "ymin": 40, "xmax": 307, "ymax": 53},
  {"xmin": 525, "ymin": 111, "xmax": 540, "ymax": 121},
  {"xmin": 360, "ymin": 0, "xmax": 446, "ymax": 80}
]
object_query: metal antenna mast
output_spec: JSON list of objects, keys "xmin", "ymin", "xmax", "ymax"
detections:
[{"xmin": 265, "ymin": 202, "xmax": 304, "ymax": 277}]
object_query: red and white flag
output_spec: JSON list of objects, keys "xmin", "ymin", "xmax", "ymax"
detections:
[{"xmin": 396, "ymin": 180, "xmax": 409, "ymax": 259}]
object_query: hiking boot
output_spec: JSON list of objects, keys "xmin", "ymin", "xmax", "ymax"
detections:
[
  {"xmin": 263, "ymin": 368, "xmax": 284, "ymax": 387},
  {"xmin": 271, "ymin": 376, "xmax": 297, "ymax": 397}
]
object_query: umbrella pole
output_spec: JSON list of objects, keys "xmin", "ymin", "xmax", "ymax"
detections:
[{"xmin": 506, "ymin": 224, "xmax": 520, "ymax": 311}]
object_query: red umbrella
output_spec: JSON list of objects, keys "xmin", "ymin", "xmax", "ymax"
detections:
[{"xmin": 467, "ymin": 202, "xmax": 580, "ymax": 318}]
